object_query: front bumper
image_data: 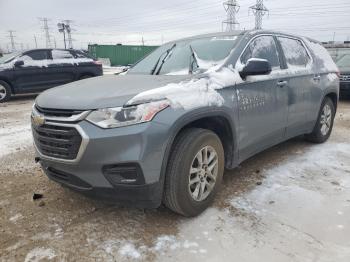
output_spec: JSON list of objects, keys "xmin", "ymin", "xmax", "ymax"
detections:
[
  {"xmin": 340, "ymin": 81, "xmax": 350, "ymax": 96},
  {"xmin": 34, "ymin": 119, "xmax": 171, "ymax": 208}
]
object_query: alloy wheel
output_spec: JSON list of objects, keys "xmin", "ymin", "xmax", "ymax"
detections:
[
  {"xmin": 188, "ymin": 146, "xmax": 218, "ymax": 202},
  {"xmin": 320, "ymin": 104, "xmax": 332, "ymax": 136},
  {"xmin": 0, "ymin": 85, "xmax": 6, "ymax": 101}
]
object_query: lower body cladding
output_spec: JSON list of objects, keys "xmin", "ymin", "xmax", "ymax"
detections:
[
  {"xmin": 34, "ymin": 120, "xmax": 170, "ymax": 208},
  {"xmin": 340, "ymin": 81, "xmax": 350, "ymax": 97}
]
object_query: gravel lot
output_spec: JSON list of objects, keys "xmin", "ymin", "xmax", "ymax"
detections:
[{"xmin": 1, "ymin": 96, "xmax": 349, "ymax": 262}]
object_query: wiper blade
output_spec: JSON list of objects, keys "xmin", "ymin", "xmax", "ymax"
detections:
[
  {"xmin": 154, "ymin": 43, "xmax": 176, "ymax": 75},
  {"xmin": 189, "ymin": 45, "xmax": 199, "ymax": 74}
]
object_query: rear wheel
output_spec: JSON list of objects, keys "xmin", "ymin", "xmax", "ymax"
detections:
[
  {"xmin": 0, "ymin": 81, "xmax": 11, "ymax": 103},
  {"xmin": 79, "ymin": 75, "xmax": 92, "ymax": 80},
  {"xmin": 305, "ymin": 97, "xmax": 335, "ymax": 143},
  {"xmin": 163, "ymin": 128, "xmax": 224, "ymax": 217}
]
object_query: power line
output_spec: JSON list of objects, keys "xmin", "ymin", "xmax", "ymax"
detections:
[
  {"xmin": 249, "ymin": 0, "xmax": 269, "ymax": 30},
  {"xmin": 222, "ymin": 0, "xmax": 240, "ymax": 31},
  {"xmin": 39, "ymin": 17, "xmax": 52, "ymax": 48},
  {"xmin": 7, "ymin": 30, "xmax": 16, "ymax": 52}
]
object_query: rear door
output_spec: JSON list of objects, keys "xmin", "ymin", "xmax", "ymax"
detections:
[
  {"xmin": 236, "ymin": 35, "xmax": 289, "ymax": 161},
  {"xmin": 49, "ymin": 49, "xmax": 77, "ymax": 86},
  {"xmin": 14, "ymin": 50, "xmax": 52, "ymax": 92},
  {"xmin": 276, "ymin": 36, "xmax": 315, "ymax": 138}
]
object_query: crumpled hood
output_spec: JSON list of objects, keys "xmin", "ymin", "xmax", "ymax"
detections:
[{"xmin": 35, "ymin": 74, "xmax": 191, "ymax": 110}]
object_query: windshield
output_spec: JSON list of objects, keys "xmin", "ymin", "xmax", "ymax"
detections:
[
  {"xmin": 336, "ymin": 54, "xmax": 350, "ymax": 70},
  {"xmin": 0, "ymin": 52, "xmax": 21, "ymax": 64},
  {"xmin": 128, "ymin": 35, "xmax": 239, "ymax": 75}
]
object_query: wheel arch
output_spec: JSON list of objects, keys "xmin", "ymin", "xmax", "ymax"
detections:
[
  {"xmin": 0, "ymin": 77, "xmax": 15, "ymax": 94},
  {"xmin": 324, "ymin": 91, "xmax": 338, "ymax": 113},
  {"xmin": 159, "ymin": 109, "xmax": 237, "ymax": 190}
]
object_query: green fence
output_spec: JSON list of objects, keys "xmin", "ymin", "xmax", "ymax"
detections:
[{"xmin": 88, "ymin": 44, "xmax": 158, "ymax": 66}]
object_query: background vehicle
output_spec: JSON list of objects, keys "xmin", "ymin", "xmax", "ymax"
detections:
[
  {"xmin": 0, "ymin": 49, "xmax": 103, "ymax": 102},
  {"xmin": 32, "ymin": 30, "xmax": 339, "ymax": 217},
  {"xmin": 336, "ymin": 54, "xmax": 350, "ymax": 98}
]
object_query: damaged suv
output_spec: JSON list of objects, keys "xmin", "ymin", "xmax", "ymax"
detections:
[{"xmin": 31, "ymin": 30, "xmax": 339, "ymax": 217}]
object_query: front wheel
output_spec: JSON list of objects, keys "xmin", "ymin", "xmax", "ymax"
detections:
[
  {"xmin": 0, "ymin": 81, "xmax": 11, "ymax": 103},
  {"xmin": 163, "ymin": 128, "xmax": 224, "ymax": 217},
  {"xmin": 305, "ymin": 97, "xmax": 335, "ymax": 143}
]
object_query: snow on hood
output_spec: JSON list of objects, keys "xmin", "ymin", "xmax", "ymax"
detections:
[{"xmin": 127, "ymin": 66, "xmax": 243, "ymax": 110}]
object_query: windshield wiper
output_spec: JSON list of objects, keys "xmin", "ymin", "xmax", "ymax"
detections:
[
  {"xmin": 152, "ymin": 43, "xmax": 176, "ymax": 75},
  {"xmin": 189, "ymin": 45, "xmax": 199, "ymax": 74}
]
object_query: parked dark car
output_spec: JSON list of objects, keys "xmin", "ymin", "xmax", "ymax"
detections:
[
  {"xmin": 32, "ymin": 30, "xmax": 339, "ymax": 217},
  {"xmin": 0, "ymin": 49, "xmax": 103, "ymax": 102},
  {"xmin": 336, "ymin": 54, "xmax": 350, "ymax": 98}
]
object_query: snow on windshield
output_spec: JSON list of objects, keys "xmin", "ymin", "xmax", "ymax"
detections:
[{"xmin": 127, "ymin": 66, "xmax": 243, "ymax": 110}]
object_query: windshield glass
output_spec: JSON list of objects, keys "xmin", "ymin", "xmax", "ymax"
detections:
[
  {"xmin": 336, "ymin": 54, "xmax": 350, "ymax": 70},
  {"xmin": 0, "ymin": 52, "xmax": 20, "ymax": 64},
  {"xmin": 128, "ymin": 35, "xmax": 239, "ymax": 75}
]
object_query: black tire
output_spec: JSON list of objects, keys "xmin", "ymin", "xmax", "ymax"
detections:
[
  {"xmin": 305, "ymin": 97, "xmax": 335, "ymax": 143},
  {"xmin": 79, "ymin": 75, "xmax": 92, "ymax": 80},
  {"xmin": 163, "ymin": 128, "xmax": 224, "ymax": 217},
  {"xmin": 0, "ymin": 80, "xmax": 11, "ymax": 103}
]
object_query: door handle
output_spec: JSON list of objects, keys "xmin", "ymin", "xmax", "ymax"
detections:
[
  {"xmin": 277, "ymin": 80, "xmax": 288, "ymax": 87},
  {"xmin": 313, "ymin": 75, "xmax": 321, "ymax": 81}
]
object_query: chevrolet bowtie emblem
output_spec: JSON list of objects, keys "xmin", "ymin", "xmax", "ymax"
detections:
[{"xmin": 32, "ymin": 114, "xmax": 45, "ymax": 127}]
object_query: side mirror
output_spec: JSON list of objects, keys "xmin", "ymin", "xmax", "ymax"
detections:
[
  {"xmin": 14, "ymin": 60, "xmax": 24, "ymax": 67},
  {"xmin": 240, "ymin": 58, "xmax": 272, "ymax": 79}
]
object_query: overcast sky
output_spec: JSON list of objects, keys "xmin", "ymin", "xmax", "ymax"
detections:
[{"xmin": 0, "ymin": 0, "xmax": 349, "ymax": 51}]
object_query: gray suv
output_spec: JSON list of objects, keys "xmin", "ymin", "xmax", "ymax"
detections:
[{"xmin": 31, "ymin": 30, "xmax": 339, "ymax": 217}]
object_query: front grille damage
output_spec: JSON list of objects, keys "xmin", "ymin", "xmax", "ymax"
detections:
[{"xmin": 32, "ymin": 123, "xmax": 82, "ymax": 160}]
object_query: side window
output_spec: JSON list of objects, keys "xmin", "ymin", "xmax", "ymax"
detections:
[
  {"xmin": 51, "ymin": 50, "xmax": 74, "ymax": 59},
  {"xmin": 241, "ymin": 36, "xmax": 280, "ymax": 69},
  {"xmin": 21, "ymin": 50, "xmax": 48, "ymax": 61},
  {"xmin": 278, "ymin": 37, "xmax": 310, "ymax": 68}
]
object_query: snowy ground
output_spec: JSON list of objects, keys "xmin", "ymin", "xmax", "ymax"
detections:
[{"xmin": 0, "ymin": 97, "xmax": 350, "ymax": 262}]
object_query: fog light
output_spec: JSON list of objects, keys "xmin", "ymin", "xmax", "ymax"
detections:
[{"xmin": 102, "ymin": 164, "xmax": 145, "ymax": 185}]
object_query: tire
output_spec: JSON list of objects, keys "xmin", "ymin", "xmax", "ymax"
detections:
[
  {"xmin": 305, "ymin": 97, "xmax": 335, "ymax": 143},
  {"xmin": 163, "ymin": 128, "xmax": 224, "ymax": 217},
  {"xmin": 0, "ymin": 80, "xmax": 11, "ymax": 103},
  {"xmin": 79, "ymin": 75, "xmax": 92, "ymax": 80}
]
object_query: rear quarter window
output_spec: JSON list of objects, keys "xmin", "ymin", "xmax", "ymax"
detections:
[{"xmin": 278, "ymin": 37, "xmax": 310, "ymax": 68}]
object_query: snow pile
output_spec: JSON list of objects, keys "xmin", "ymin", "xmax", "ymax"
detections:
[
  {"xmin": 0, "ymin": 122, "xmax": 32, "ymax": 158},
  {"xmin": 153, "ymin": 235, "xmax": 180, "ymax": 252},
  {"xmin": 24, "ymin": 248, "xmax": 56, "ymax": 262},
  {"xmin": 118, "ymin": 243, "xmax": 142, "ymax": 259},
  {"xmin": 127, "ymin": 66, "xmax": 243, "ymax": 110},
  {"xmin": 305, "ymin": 39, "xmax": 339, "ymax": 72}
]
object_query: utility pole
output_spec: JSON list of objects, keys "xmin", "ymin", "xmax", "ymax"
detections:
[
  {"xmin": 222, "ymin": 0, "xmax": 240, "ymax": 32},
  {"xmin": 7, "ymin": 30, "xmax": 16, "ymax": 52},
  {"xmin": 53, "ymin": 37, "xmax": 57, "ymax": 48},
  {"xmin": 142, "ymin": 36, "xmax": 145, "ymax": 46},
  {"xmin": 63, "ymin": 20, "xmax": 74, "ymax": 49},
  {"xmin": 39, "ymin": 18, "xmax": 52, "ymax": 48},
  {"xmin": 250, "ymin": 0, "xmax": 269, "ymax": 30},
  {"xmin": 34, "ymin": 35, "xmax": 38, "ymax": 48}
]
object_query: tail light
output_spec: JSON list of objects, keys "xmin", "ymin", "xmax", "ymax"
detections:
[
  {"xmin": 93, "ymin": 60, "xmax": 102, "ymax": 65},
  {"xmin": 336, "ymin": 71, "xmax": 341, "ymax": 78}
]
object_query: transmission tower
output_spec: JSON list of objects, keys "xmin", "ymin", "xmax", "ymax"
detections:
[
  {"xmin": 39, "ymin": 18, "xmax": 52, "ymax": 48},
  {"xmin": 222, "ymin": 0, "xmax": 240, "ymax": 31},
  {"xmin": 7, "ymin": 30, "xmax": 16, "ymax": 51},
  {"xmin": 249, "ymin": 0, "xmax": 269, "ymax": 30},
  {"xmin": 63, "ymin": 20, "xmax": 74, "ymax": 49}
]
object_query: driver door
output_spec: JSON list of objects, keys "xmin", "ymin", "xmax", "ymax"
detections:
[
  {"xmin": 236, "ymin": 35, "xmax": 289, "ymax": 161},
  {"xmin": 14, "ymin": 50, "xmax": 52, "ymax": 93}
]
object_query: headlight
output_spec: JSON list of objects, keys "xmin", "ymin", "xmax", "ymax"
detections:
[{"xmin": 86, "ymin": 100, "xmax": 169, "ymax": 128}]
